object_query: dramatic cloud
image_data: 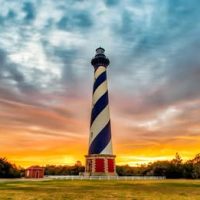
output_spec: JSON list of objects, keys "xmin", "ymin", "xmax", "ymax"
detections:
[{"xmin": 0, "ymin": 0, "xmax": 200, "ymax": 166}]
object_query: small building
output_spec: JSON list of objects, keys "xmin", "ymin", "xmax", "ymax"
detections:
[{"xmin": 25, "ymin": 166, "xmax": 44, "ymax": 178}]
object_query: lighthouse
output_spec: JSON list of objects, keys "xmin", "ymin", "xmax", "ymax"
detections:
[{"xmin": 85, "ymin": 47, "xmax": 116, "ymax": 176}]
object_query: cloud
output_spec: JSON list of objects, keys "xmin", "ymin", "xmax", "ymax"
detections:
[
  {"xmin": 23, "ymin": 2, "xmax": 36, "ymax": 22},
  {"xmin": 57, "ymin": 11, "xmax": 93, "ymax": 30},
  {"xmin": 104, "ymin": 0, "xmax": 119, "ymax": 7},
  {"xmin": 0, "ymin": 49, "xmax": 25, "ymax": 89}
]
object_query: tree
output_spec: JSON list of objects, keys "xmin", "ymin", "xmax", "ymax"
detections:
[
  {"xmin": 172, "ymin": 153, "xmax": 182, "ymax": 165},
  {"xmin": 182, "ymin": 161, "xmax": 193, "ymax": 179},
  {"xmin": 192, "ymin": 153, "xmax": 200, "ymax": 164},
  {"xmin": 191, "ymin": 154, "xmax": 200, "ymax": 178},
  {"xmin": 0, "ymin": 158, "xmax": 21, "ymax": 178},
  {"xmin": 192, "ymin": 164, "xmax": 200, "ymax": 179}
]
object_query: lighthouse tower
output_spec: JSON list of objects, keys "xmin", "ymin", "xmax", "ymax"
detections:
[{"xmin": 85, "ymin": 47, "xmax": 116, "ymax": 176}]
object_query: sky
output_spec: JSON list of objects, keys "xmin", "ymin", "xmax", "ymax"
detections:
[{"xmin": 0, "ymin": 0, "xmax": 200, "ymax": 167}]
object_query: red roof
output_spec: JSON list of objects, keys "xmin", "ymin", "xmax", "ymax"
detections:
[{"xmin": 26, "ymin": 166, "xmax": 44, "ymax": 170}]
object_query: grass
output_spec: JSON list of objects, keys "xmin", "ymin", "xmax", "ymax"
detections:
[{"xmin": 0, "ymin": 179, "xmax": 200, "ymax": 200}]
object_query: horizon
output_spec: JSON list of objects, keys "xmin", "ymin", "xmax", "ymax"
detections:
[
  {"xmin": 0, "ymin": 0, "xmax": 200, "ymax": 168},
  {"xmin": 4, "ymin": 152, "xmax": 199, "ymax": 168}
]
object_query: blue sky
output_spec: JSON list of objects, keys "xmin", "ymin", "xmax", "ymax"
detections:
[{"xmin": 0, "ymin": 0, "xmax": 200, "ymax": 166}]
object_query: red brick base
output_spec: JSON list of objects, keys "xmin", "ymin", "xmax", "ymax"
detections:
[{"xmin": 85, "ymin": 154, "xmax": 116, "ymax": 176}]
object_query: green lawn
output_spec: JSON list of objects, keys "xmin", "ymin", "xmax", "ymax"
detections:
[{"xmin": 0, "ymin": 179, "xmax": 200, "ymax": 200}]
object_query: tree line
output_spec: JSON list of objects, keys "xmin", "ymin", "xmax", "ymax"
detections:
[
  {"xmin": 117, "ymin": 153, "xmax": 200, "ymax": 178},
  {"xmin": 1, "ymin": 153, "xmax": 200, "ymax": 178}
]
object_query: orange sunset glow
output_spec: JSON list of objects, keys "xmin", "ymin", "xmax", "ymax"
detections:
[{"xmin": 0, "ymin": 1, "xmax": 200, "ymax": 167}]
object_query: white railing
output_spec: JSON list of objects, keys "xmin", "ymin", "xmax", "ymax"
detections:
[{"xmin": 45, "ymin": 175, "xmax": 165, "ymax": 180}]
